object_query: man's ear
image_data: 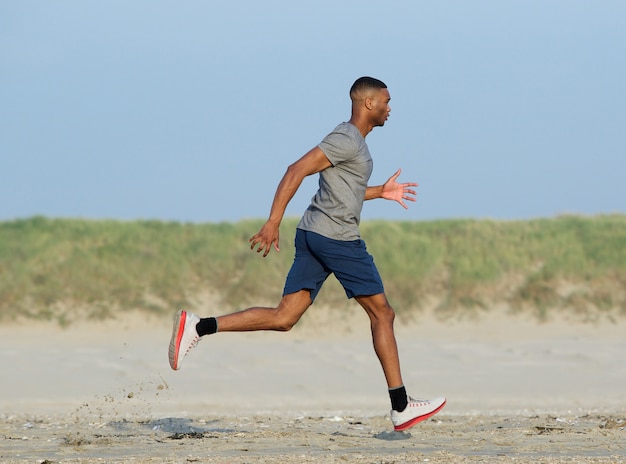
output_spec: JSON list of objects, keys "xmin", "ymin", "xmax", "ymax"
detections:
[{"xmin": 365, "ymin": 97, "xmax": 373, "ymax": 110}]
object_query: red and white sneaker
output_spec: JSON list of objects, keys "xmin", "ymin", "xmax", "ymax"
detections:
[
  {"xmin": 391, "ymin": 396, "xmax": 446, "ymax": 431},
  {"xmin": 168, "ymin": 310, "xmax": 201, "ymax": 370}
]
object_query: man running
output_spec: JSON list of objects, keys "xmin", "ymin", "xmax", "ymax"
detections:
[{"xmin": 169, "ymin": 76, "xmax": 445, "ymax": 431}]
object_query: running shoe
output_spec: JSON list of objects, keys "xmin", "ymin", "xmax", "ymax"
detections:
[
  {"xmin": 168, "ymin": 310, "xmax": 201, "ymax": 370},
  {"xmin": 391, "ymin": 396, "xmax": 446, "ymax": 431}
]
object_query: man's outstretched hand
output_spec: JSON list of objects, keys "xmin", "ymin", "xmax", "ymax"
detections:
[{"xmin": 382, "ymin": 169, "xmax": 418, "ymax": 209}]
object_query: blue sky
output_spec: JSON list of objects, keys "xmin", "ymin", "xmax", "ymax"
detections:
[{"xmin": 2, "ymin": 1, "xmax": 625, "ymax": 223}]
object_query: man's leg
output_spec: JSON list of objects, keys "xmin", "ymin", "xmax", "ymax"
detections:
[
  {"xmin": 169, "ymin": 289, "xmax": 313, "ymax": 370},
  {"xmin": 354, "ymin": 293, "xmax": 403, "ymax": 388},
  {"xmin": 217, "ymin": 289, "xmax": 312, "ymax": 332},
  {"xmin": 355, "ymin": 292, "xmax": 446, "ymax": 431}
]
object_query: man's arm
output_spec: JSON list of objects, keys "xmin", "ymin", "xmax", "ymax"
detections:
[
  {"xmin": 365, "ymin": 168, "xmax": 418, "ymax": 209},
  {"xmin": 249, "ymin": 147, "xmax": 332, "ymax": 257}
]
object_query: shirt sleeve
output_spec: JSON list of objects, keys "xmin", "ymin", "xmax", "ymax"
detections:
[{"xmin": 318, "ymin": 128, "xmax": 357, "ymax": 166}]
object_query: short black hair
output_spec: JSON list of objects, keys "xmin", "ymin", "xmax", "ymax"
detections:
[{"xmin": 349, "ymin": 76, "xmax": 387, "ymax": 100}]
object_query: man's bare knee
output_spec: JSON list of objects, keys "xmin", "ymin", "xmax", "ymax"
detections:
[
  {"xmin": 273, "ymin": 311, "xmax": 300, "ymax": 331},
  {"xmin": 378, "ymin": 304, "xmax": 396, "ymax": 325},
  {"xmin": 272, "ymin": 291, "xmax": 311, "ymax": 331},
  {"xmin": 356, "ymin": 294, "xmax": 397, "ymax": 324}
]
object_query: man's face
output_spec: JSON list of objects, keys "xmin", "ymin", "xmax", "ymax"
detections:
[{"xmin": 370, "ymin": 88, "xmax": 391, "ymax": 127}]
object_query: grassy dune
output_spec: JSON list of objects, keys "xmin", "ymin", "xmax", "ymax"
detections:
[{"xmin": 1, "ymin": 215, "xmax": 625, "ymax": 325}]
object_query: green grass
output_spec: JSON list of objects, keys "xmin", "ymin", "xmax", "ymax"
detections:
[{"xmin": 1, "ymin": 215, "xmax": 625, "ymax": 325}]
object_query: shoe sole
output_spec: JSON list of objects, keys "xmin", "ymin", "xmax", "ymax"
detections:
[
  {"xmin": 169, "ymin": 310, "xmax": 187, "ymax": 370},
  {"xmin": 393, "ymin": 399, "xmax": 446, "ymax": 431}
]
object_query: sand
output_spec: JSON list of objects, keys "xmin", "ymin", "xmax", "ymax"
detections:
[{"xmin": 1, "ymin": 309, "xmax": 625, "ymax": 463}]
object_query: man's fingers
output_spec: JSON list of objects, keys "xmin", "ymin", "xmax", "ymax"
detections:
[{"xmin": 249, "ymin": 239, "xmax": 278, "ymax": 257}]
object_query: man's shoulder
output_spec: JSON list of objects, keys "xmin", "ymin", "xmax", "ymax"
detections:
[
  {"xmin": 329, "ymin": 122, "xmax": 360, "ymax": 137},
  {"xmin": 320, "ymin": 122, "xmax": 363, "ymax": 149}
]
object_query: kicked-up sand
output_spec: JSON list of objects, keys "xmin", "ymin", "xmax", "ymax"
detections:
[{"xmin": 1, "ymin": 308, "xmax": 625, "ymax": 463}]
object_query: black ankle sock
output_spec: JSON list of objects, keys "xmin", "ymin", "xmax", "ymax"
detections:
[
  {"xmin": 389, "ymin": 385, "xmax": 408, "ymax": 412},
  {"xmin": 196, "ymin": 317, "xmax": 218, "ymax": 336}
]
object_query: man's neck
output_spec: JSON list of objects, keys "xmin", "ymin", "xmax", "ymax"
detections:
[{"xmin": 348, "ymin": 115, "xmax": 373, "ymax": 138}]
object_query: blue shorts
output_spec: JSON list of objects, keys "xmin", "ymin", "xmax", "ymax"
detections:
[{"xmin": 283, "ymin": 229, "xmax": 385, "ymax": 302}]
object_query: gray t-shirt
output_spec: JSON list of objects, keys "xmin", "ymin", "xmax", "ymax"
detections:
[{"xmin": 297, "ymin": 122, "xmax": 373, "ymax": 241}]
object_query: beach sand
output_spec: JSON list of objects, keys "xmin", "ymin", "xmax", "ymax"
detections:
[{"xmin": 1, "ymin": 308, "xmax": 625, "ymax": 463}]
